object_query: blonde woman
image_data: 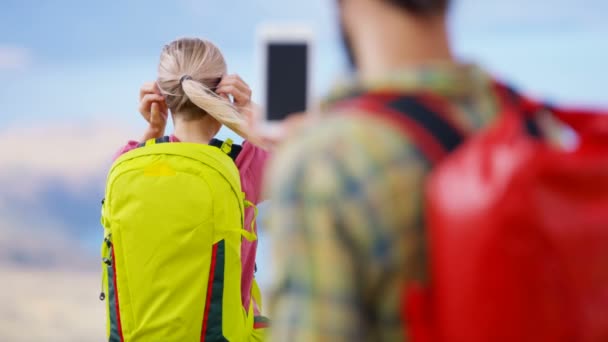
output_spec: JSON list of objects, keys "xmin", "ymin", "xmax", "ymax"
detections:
[{"xmin": 112, "ymin": 38, "xmax": 269, "ymax": 340}]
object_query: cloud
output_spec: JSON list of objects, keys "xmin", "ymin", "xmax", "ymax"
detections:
[{"xmin": 0, "ymin": 46, "xmax": 31, "ymax": 70}]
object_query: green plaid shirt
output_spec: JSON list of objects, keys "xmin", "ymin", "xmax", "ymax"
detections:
[{"xmin": 264, "ymin": 64, "xmax": 502, "ymax": 341}]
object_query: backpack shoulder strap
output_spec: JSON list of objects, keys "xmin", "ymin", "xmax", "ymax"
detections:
[
  {"xmin": 136, "ymin": 136, "xmax": 171, "ymax": 148},
  {"xmin": 135, "ymin": 136, "xmax": 243, "ymax": 161},
  {"xmin": 336, "ymin": 93, "xmax": 466, "ymax": 166},
  {"xmin": 491, "ymin": 81, "xmax": 544, "ymax": 138},
  {"xmin": 209, "ymin": 138, "xmax": 243, "ymax": 162}
]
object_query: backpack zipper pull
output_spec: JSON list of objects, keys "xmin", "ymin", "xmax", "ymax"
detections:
[
  {"xmin": 99, "ymin": 267, "xmax": 107, "ymax": 301},
  {"xmin": 100, "ymin": 234, "xmax": 112, "ymax": 301},
  {"xmin": 99, "ymin": 258, "xmax": 111, "ymax": 301}
]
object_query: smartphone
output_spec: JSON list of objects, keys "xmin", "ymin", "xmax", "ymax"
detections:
[{"xmin": 257, "ymin": 24, "xmax": 313, "ymax": 132}]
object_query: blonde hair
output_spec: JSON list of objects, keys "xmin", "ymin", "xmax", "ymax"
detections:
[{"xmin": 157, "ymin": 38, "xmax": 249, "ymax": 139}]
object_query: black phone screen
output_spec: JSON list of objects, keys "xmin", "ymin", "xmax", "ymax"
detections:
[{"xmin": 265, "ymin": 42, "xmax": 308, "ymax": 121}]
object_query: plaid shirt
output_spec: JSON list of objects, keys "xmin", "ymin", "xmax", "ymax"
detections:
[{"xmin": 264, "ymin": 64, "xmax": 506, "ymax": 341}]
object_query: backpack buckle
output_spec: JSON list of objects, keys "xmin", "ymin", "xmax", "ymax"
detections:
[{"xmin": 220, "ymin": 139, "xmax": 233, "ymax": 155}]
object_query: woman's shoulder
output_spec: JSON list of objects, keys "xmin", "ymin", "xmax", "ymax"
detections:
[
  {"xmin": 235, "ymin": 140, "xmax": 270, "ymax": 202},
  {"xmin": 238, "ymin": 140, "xmax": 270, "ymax": 160},
  {"xmin": 236, "ymin": 140, "xmax": 270, "ymax": 175}
]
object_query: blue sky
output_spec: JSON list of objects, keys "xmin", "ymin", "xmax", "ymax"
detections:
[
  {"xmin": 0, "ymin": 0, "xmax": 607, "ymax": 280},
  {"xmin": 1, "ymin": 0, "xmax": 607, "ymax": 131},
  {"xmin": 0, "ymin": 0, "xmax": 342, "ymax": 131}
]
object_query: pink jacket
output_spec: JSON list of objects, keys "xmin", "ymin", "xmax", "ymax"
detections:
[{"xmin": 114, "ymin": 136, "xmax": 269, "ymax": 314}]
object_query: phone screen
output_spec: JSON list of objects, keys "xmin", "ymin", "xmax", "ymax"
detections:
[{"xmin": 265, "ymin": 42, "xmax": 308, "ymax": 121}]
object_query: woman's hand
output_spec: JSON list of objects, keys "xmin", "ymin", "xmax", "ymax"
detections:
[
  {"xmin": 216, "ymin": 74, "xmax": 255, "ymax": 123},
  {"xmin": 216, "ymin": 74, "xmax": 271, "ymax": 146},
  {"xmin": 138, "ymin": 82, "xmax": 169, "ymax": 141},
  {"xmin": 215, "ymin": 74, "xmax": 315, "ymax": 150}
]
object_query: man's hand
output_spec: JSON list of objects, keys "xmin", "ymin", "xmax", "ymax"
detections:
[{"xmin": 139, "ymin": 82, "xmax": 168, "ymax": 141}]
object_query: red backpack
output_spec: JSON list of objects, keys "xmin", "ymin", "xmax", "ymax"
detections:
[{"xmin": 336, "ymin": 83, "xmax": 608, "ymax": 341}]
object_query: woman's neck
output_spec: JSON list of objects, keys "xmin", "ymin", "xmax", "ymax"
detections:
[{"xmin": 172, "ymin": 115, "xmax": 220, "ymax": 144}]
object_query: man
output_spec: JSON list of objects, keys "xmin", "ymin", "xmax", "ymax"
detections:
[{"xmin": 264, "ymin": 0, "xmax": 559, "ymax": 340}]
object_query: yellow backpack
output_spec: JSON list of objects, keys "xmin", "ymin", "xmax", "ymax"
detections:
[{"xmin": 100, "ymin": 138, "xmax": 259, "ymax": 341}]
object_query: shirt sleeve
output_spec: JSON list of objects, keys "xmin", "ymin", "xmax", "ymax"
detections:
[
  {"xmin": 265, "ymin": 117, "xmax": 429, "ymax": 341},
  {"xmin": 112, "ymin": 141, "xmax": 140, "ymax": 161},
  {"xmin": 236, "ymin": 141, "xmax": 271, "ymax": 204}
]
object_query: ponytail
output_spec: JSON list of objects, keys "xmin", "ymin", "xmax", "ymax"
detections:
[{"xmin": 181, "ymin": 78, "xmax": 261, "ymax": 145}]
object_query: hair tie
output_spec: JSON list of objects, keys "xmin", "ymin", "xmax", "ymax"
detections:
[{"xmin": 179, "ymin": 75, "xmax": 193, "ymax": 84}]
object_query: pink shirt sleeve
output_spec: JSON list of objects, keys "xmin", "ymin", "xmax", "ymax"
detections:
[
  {"xmin": 235, "ymin": 141, "xmax": 271, "ymax": 204},
  {"xmin": 235, "ymin": 141, "xmax": 270, "ymax": 314},
  {"xmin": 112, "ymin": 141, "xmax": 140, "ymax": 161}
]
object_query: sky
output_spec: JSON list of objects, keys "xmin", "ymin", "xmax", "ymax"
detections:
[
  {"xmin": 1, "ymin": 0, "xmax": 606, "ymax": 130},
  {"xmin": 0, "ymin": 0, "xmax": 607, "ymax": 294}
]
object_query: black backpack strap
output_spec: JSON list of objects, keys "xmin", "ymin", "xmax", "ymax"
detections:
[
  {"xmin": 493, "ymin": 82, "xmax": 543, "ymax": 139},
  {"xmin": 343, "ymin": 93, "xmax": 466, "ymax": 166},
  {"xmin": 136, "ymin": 136, "xmax": 243, "ymax": 161},
  {"xmin": 136, "ymin": 136, "xmax": 171, "ymax": 148},
  {"xmin": 380, "ymin": 88, "xmax": 545, "ymax": 166},
  {"xmin": 209, "ymin": 138, "xmax": 243, "ymax": 161},
  {"xmin": 387, "ymin": 96, "xmax": 465, "ymax": 154}
]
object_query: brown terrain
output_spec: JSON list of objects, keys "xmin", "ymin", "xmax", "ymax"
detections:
[
  {"xmin": 0, "ymin": 221, "xmax": 105, "ymax": 341},
  {"xmin": 1, "ymin": 266, "xmax": 105, "ymax": 342}
]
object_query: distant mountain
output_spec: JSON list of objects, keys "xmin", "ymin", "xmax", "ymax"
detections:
[
  {"xmin": 3, "ymin": 173, "xmax": 105, "ymax": 231},
  {"xmin": 0, "ymin": 169, "xmax": 107, "ymax": 270},
  {"xmin": 0, "ymin": 224, "xmax": 97, "ymax": 271},
  {"xmin": 0, "ymin": 120, "xmax": 131, "ymax": 270}
]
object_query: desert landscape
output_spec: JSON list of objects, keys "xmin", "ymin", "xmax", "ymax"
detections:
[{"xmin": 1, "ymin": 266, "xmax": 105, "ymax": 342}]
